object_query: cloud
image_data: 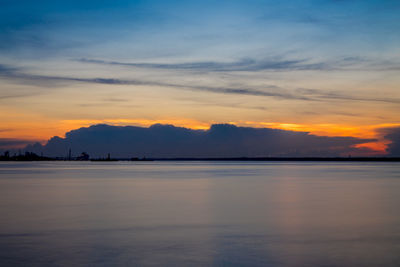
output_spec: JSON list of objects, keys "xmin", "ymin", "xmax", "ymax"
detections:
[
  {"xmin": 176, "ymin": 98, "xmax": 269, "ymax": 111},
  {"xmin": 2, "ymin": 62, "xmax": 399, "ymax": 103},
  {"xmin": 77, "ymin": 57, "xmax": 400, "ymax": 72},
  {"xmin": 0, "ymin": 92, "xmax": 41, "ymax": 100},
  {"xmin": 381, "ymin": 127, "xmax": 400, "ymax": 156},
  {"xmin": 0, "ymin": 64, "xmax": 18, "ymax": 75},
  {"xmin": 296, "ymin": 88, "xmax": 400, "ymax": 104},
  {"xmin": 77, "ymin": 57, "xmax": 330, "ymax": 72},
  {"xmin": 25, "ymin": 123, "xmax": 376, "ymax": 158},
  {"xmin": 0, "ymin": 138, "xmax": 35, "ymax": 150},
  {"xmin": 0, "ymin": 63, "xmax": 311, "ymax": 101}
]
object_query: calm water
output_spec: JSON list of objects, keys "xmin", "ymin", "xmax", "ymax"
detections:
[{"xmin": 0, "ymin": 161, "xmax": 400, "ymax": 266}]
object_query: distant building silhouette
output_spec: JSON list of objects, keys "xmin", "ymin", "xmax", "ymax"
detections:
[{"xmin": 76, "ymin": 152, "xmax": 89, "ymax": 160}]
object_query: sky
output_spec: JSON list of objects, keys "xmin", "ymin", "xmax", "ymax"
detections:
[{"xmin": 1, "ymin": 0, "xmax": 400, "ymax": 155}]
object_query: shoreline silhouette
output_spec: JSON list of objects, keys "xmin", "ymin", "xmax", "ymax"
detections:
[{"xmin": 1, "ymin": 152, "xmax": 399, "ymax": 162}]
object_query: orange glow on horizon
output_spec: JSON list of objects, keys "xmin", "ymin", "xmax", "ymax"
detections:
[{"xmin": 239, "ymin": 121, "xmax": 400, "ymax": 139}]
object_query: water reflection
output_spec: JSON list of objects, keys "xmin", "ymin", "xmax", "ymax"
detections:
[{"xmin": 0, "ymin": 162, "xmax": 400, "ymax": 266}]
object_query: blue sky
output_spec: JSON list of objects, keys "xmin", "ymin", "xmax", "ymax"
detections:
[
  {"xmin": 2, "ymin": 0, "xmax": 399, "ymax": 60},
  {"xmin": 0, "ymin": 0, "xmax": 399, "ymax": 154}
]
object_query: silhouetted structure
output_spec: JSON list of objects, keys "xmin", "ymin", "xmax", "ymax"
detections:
[
  {"xmin": 131, "ymin": 157, "xmax": 153, "ymax": 161},
  {"xmin": 76, "ymin": 152, "xmax": 89, "ymax": 161},
  {"xmin": 91, "ymin": 153, "xmax": 118, "ymax": 161}
]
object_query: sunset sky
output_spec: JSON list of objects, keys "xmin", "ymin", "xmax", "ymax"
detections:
[{"xmin": 1, "ymin": 0, "xmax": 400, "ymax": 154}]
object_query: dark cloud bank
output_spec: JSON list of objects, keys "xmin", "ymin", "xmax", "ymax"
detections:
[
  {"xmin": 24, "ymin": 124, "xmax": 383, "ymax": 158},
  {"xmin": 383, "ymin": 127, "xmax": 400, "ymax": 157},
  {"xmin": 0, "ymin": 138, "xmax": 34, "ymax": 150}
]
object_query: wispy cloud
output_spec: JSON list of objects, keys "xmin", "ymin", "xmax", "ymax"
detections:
[
  {"xmin": 77, "ymin": 57, "xmax": 329, "ymax": 72},
  {"xmin": 0, "ymin": 64, "xmax": 311, "ymax": 101},
  {"xmin": 0, "ymin": 64, "xmax": 18, "ymax": 75},
  {"xmin": 76, "ymin": 57, "xmax": 400, "ymax": 72},
  {"xmin": 175, "ymin": 97, "xmax": 269, "ymax": 111},
  {"xmin": 1, "ymin": 63, "xmax": 400, "ymax": 104},
  {"xmin": 296, "ymin": 88, "xmax": 400, "ymax": 104},
  {"xmin": 0, "ymin": 93, "xmax": 40, "ymax": 100}
]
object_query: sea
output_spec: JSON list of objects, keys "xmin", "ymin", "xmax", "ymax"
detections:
[{"xmin": 0, "ymin": 161, "xmax": 399, "ymax": 266}]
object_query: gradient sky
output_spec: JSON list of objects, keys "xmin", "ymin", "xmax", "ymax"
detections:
[{"xmin": 1, "ymin": 0, "xmax": 400, "ymax": 153}]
